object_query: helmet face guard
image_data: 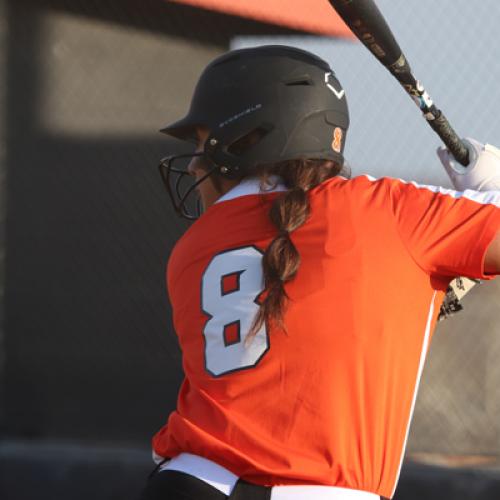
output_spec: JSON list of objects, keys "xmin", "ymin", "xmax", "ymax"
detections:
[
  {"xmin": 159, "ymin": 45, "xmax": 350, "ymax": 219},
  {"xmin": 158, "ymin": 152, "xmax": 218, "ymax": 220}
]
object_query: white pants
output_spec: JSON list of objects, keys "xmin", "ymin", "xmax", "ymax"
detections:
[{"xmin": 160, "ymin": 453, "xmax": 380, "ymax": 500}]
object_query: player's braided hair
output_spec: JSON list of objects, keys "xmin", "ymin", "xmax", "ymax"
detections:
[{"xmin": 247, "ymin": 159, "xmax": 344, "ymax": 339}]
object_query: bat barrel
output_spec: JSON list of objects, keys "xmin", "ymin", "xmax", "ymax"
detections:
[
  {"xmin": 328, "ymin": 0, "xmax": 470, "ymax": 166},
  {"xmin": 328, "ymin": 0, "xmax": 403, "ymax": 67}
]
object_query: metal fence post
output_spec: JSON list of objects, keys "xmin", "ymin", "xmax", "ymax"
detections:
[{"xmin": 0, "ymin": 0, "xmax": 7, "ymax": 431}]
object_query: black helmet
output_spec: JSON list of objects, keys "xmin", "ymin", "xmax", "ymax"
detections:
[{"xmin": 159, "ymin": 45, "xmax": 349, "ymax": 218}]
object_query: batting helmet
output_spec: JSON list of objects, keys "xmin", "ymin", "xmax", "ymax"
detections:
[{"xmin": 159, "ymin": 45, "xmax": 350, "ymax": 218}]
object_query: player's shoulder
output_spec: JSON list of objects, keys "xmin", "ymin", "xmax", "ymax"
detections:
[
  {"xmin": 310, "ymin": 174, "xmax": 464, "ymax": 216},
  {"xmin": 314, "ymin": 173, "xmax": 473, "ymax": 197},
  {"xmin": 313, "ymin": 173, "xmax": 403, "ymax": 190},
  {"xmin": 311, "ymin": 174, "xmax": 404, "ymax": 202},
  {"xmin": 331, "ymin": 175, "xmax": 500, "ymax": 210}
]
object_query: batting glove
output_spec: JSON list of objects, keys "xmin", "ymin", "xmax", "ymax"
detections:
[{"xmin": 437, "ymin": 137, "xmax": 500, "ymax": 192}]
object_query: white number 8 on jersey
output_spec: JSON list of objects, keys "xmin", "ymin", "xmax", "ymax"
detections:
[{"xmin": 201, "ymin": 246, "xmax": 269, "ymax": 377}]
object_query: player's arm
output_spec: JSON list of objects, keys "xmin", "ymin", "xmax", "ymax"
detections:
[
  {"xmin": 387, "ymin": 180, "xmax": 499, "ymax": 281},
  {"xmin": 484, "ymin": 231, "xmax": 500, "ymax": 274},
  {"xmin": 438, "ymin": 138, "xmax": 500, "ymax": 276}
]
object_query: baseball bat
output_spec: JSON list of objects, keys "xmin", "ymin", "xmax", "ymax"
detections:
[{"xmin": 328, "ymin": 0, "xmax": 470, "ymax": 166}]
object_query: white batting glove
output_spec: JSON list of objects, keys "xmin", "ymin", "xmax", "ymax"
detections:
[{"xmin": 437, "ymin": 138, "xmax": 500, "ymax": 192}]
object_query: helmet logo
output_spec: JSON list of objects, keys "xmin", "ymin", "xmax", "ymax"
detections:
[
  {"xmin": 332, "ymin": 127, "xmax": 343, "ymax": 153},
  {"xmin": 219, "ymin": 104, "xmax": 262, "ymax": 129},
  {"xmin": 325, "ymin": 72, "xmax": 345, "ymax": 100}
]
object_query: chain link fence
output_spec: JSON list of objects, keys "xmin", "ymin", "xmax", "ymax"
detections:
[
  {"xmin": 234, "ymin": 0, "xmax": 500, "ymax": 464},
  {"xmin": 2, "ymin": 0, "xmax": 499, "ymax": 470},
  {"xmin": 376, "ymin": 0, "xmax": 500, "ymax": 464}
]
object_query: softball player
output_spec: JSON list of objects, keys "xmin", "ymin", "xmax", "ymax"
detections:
[{"xmin": 142, "ymin": 46, "xmax": 500, "ymax": 500}]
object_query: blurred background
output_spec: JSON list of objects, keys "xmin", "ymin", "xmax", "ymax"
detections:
[{"xmin": 0, "ymin": 0, "xmax": 499, "ymax": 499}]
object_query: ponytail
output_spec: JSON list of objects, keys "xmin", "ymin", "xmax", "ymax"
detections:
[{"xmin": 248, "ymin": 159, "xmax": 344, "ymax": 338}]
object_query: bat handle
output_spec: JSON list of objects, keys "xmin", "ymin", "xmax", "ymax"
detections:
[
  {"xmin": 426, "ymin": 111, "xmax": 470, "ymax": 166},
  {"xmin": 392, "ymin": 67, "xmax": 471, "ymax": 166}
]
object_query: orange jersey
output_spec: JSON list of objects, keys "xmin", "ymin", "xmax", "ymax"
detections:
[{"xmin": 153, "ymin": 176, "xmax": 500, "ymax": 498}]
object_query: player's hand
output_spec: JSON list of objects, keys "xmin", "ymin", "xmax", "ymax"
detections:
[{"xmin": 437, "ymin": 137, "xmax": 500, "ymax": 192}]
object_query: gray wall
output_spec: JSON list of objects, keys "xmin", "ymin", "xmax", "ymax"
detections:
[{"xmin": 1, "ymin": 0, "xmax": 297, "ymax": 444}]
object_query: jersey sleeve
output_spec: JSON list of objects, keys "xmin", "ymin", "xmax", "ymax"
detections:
[{"xmin": 385, "ymin": 178, "xmax": 500, "ymax": 280}]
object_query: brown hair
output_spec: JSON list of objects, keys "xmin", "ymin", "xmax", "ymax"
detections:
[{"xmin": 247, "ymin": 158, "xmax": 344, "ymax": 339}]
